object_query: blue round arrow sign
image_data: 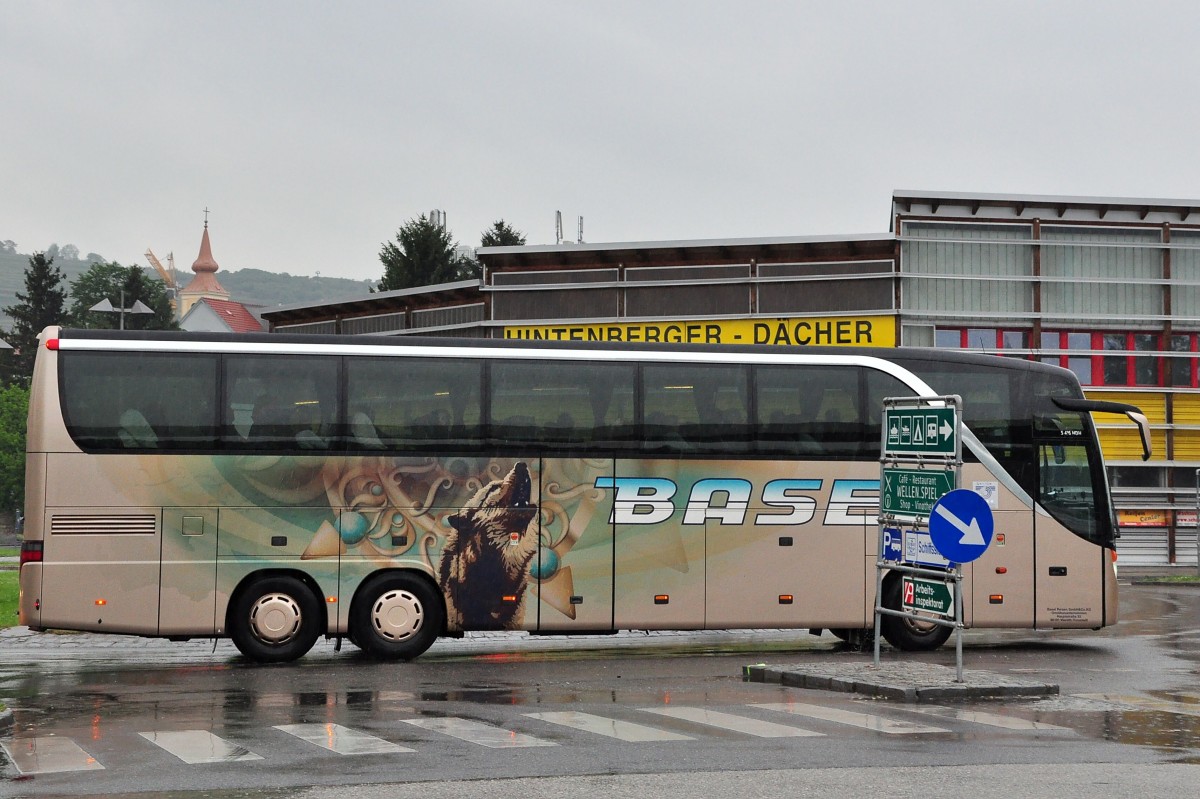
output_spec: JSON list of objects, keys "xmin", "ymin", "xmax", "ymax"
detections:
[{"xmin": 928, "ymin": 489, "xmax": 994, "ymax": 564}]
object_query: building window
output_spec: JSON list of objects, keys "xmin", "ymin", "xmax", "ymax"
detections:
[
  {"xmin": 1170, "ymin": 334, "xmax": 1196, "ymax": 387},
  {"xmin": 1038, "ymin": 330, "xmax": 1096, "ymax": 385},
  {"xmin": 935, "ymin": 327, "xmax": 1030, "ymax": 352}
]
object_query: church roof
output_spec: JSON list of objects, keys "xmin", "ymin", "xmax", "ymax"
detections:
[{"xmin": 189, "ymin": 297, "xmax": 263, "ymax": 333}]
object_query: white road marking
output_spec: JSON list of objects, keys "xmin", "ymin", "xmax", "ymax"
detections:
[
  {"xmin": 403, "ymin": 717, "xmax": 557, "ymax": 748},
  {"xmin": 524, "ymin": 711, "xmax": 693, "ymax": 741},
  {"xmin": 896, "ymin": 704, "xmax": 1071, "ymax": 731},
  {"xmin": 0, "ymin": 736, "xmax": 105, "ymax": 774},
  {"xmin": 753, "ymin": 702, "xmax": 949, "ymax": 734},
  {"xmin": 640, "ymin": 706, "xmax": 824, "ymax": 737},
  {"xmin": 138, "ymin": 730, "xmax": 263, "ymax": 763},
  {"xmin": 274, "ymin": 723, "xmax": 413, "ymax": 754}
]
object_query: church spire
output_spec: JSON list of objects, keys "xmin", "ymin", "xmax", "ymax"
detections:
[{"xmin": 179, "ymin": 210, "xmax": 230, "ymax": 315}]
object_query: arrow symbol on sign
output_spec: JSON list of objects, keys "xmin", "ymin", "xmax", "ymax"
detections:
[
  {"xmin": 940, "ymin": 420, "xmax": 954, "ymax": 440},
  {"xmin": 934, "ymin": 503, "xmax": 985, "ymax": 546}
]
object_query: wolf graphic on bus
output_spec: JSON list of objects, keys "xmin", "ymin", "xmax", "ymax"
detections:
[{"xmin": 438, "ymin": 461, "xmax": 540, "ymax": 629}]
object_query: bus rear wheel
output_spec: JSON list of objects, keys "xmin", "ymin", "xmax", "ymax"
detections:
[
  {"xmin": 350, "ymin": 573, "xmax": 444, "ymax": 661},
  {"xmin": 229, "ymin": 576, "xmax": 323, "ymax": 663},
  {"xmin": 880, "ymin": 577, "xmax": 952, "ymax": 651}
]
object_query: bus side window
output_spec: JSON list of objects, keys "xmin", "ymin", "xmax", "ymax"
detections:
[
  {"xmin": 644, "ymin": 363, "xmax": 749, "ymax": 455},
  {"xmin": 60, "ymin": 350, "xmax": 218, "ymax": 451},
  {"xmin": 221, "ymin": 355, "xmax": 339, "ymax": 450},
  {"xmin": 345, "ymin": 355, "xmax": 482, "ymax": 453},
  {"xmin": 490, "ymin": 359, "xmax": 635, "ymax": 451}
]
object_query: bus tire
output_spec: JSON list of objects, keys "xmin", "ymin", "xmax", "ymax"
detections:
[
  {"xmin": 228, "ymin": 575, "xmax": 323, "ymax": 663},
  {"xmin": 880, "ymin": 577, "xmax": 952, "ymax": 652},
  {"xmin": 349, "ymin": 573, "xmax": 443, "ymax": 661}
]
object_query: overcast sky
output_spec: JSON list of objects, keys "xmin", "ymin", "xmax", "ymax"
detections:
[{"xmin": 5, "ymin": 1, "xmax": 1200, "ymax": 283}]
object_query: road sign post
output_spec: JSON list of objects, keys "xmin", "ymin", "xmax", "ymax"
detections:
[{"xmin": 874, "ymin": 395, "xmax": 972, "ymax": 681}]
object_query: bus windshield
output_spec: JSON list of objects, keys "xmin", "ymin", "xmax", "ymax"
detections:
[{"xmin": 894, "ymin": 354, "xmax": 1116, "ymax": 548}]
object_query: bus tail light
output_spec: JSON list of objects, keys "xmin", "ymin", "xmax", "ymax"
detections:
[
  {"xmin": 95, "ymin": 599, "xmax": 107, "ymax": 606},
  {"xmin": 501, "ymin": 595, "xmax": 518, "ymax": 604},
  {"xmin": 995, "ymin": 566, "xmax": 1007, "ymax": 574},
  {"xmin": 19, "ymin": 540, "xmax": 43, "ymax": 567},
  {"xmin": 989, "ymin": 594, "xmax": 1004, "ymax": 604},
  {"xmin": 654, "ymin": 595, "xmax": 669, "ymax": 605},
  {"xmin": 779, "ymin": 595, "xmax": 794, "ymax": 604},
  {"xmin": 45, "ymin": 338, "xmax": 60, "ymax": 351},
  {"xmin": 1112, "ymin": 550, "xmax": 1118, "ymax": 562}
]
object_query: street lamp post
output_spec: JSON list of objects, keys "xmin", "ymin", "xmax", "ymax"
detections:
[{"xmin": 89, "ymin": 289, "xmax": 155, "ymax": 330}]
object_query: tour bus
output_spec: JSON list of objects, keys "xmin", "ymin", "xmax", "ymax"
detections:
[{"xmin": 18, "ymin": 327, "xmax": 1150, "ymax": 663}]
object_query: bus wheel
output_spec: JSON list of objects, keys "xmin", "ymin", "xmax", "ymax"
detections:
[
  {"xmin": 350, "ymin": 573, "xmax": 444, "ymax": 660},
  {"xmin": 880, "ymin": 578, "xmax": 952, "ymax": 651},
  {"xmin": 229, "ymin": 576, "xmax": 322, "ymax": 663}
]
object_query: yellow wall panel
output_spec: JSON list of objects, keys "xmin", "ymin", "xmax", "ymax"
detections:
[
  {"xmin": 1098, "ymin": 428, "xmax": 1167, "ymax": 461},
  {"xmin": 1173, "ymin": 429, "xmax": 1200, "ymax": 460},
  {"xmin": 1173, "ymin": 393, "xmax": 1200, "ymax": 426},
  {"xmin": 1085, "ymin": 391, "xmax": 1167, "ymax": 424}
]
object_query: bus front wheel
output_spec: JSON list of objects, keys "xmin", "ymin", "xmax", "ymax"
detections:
[
  {"xmin": 349, "ymin": 573, "xmax": 444, "ymax": 660},
  {"xmin": 228, "ymin": 576, "xmax": 323, "ymax": 663},
  {"xmin": 880, "ymin": 577, "xmax": 952, "ymax": 651}
]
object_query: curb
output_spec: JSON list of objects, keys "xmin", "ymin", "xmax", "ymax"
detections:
[
  {"xmin": 0, "ymin": 706, "xmax": 11, "ymax": 735},
  {"xmin": 744, "ymin": 661, "xmax": 1059, "ymax": 702}
]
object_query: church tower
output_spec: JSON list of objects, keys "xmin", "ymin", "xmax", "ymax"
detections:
[{"xmin": 178, "ymin": 216, "xmax": 231, "ymax": 316}]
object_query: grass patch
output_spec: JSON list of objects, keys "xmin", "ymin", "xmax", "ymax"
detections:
[
  {"xmin": 0, "ymin": 547, "xmax": 16, "ymax": 557},
  {"xmin": 0, "ymin": 569, "xmax": 17, "ymax": 628}
]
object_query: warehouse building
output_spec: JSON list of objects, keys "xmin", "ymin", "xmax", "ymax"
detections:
[{"xmin": 262, "ymin": 190, "xmax": 1200, "ymax": 568}]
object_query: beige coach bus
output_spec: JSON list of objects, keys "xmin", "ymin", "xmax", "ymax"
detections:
[{"xmin": 18, "ymin": 327, "xmax": 1150, "ymax": 662}]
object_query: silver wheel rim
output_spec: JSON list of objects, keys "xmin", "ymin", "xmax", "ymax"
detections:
[
  {"xmin": 371, "ymin": 589, "xmax": 424, "ymax": 642},
  {"xmin": 248, "ymin": 592, "xmax": 303, "ymax": 645}
]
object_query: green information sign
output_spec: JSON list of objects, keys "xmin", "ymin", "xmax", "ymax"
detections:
[
  {"xmin": 884, "ymin": 407, "xmax": 957, "ymax": 456},
  {"xmin": 881, "ymin": 468, "xmax": 955, "ymax": 517},
  {"xmin": 902, "ymin": 576, "xmax": 955, "ymax": 617}
]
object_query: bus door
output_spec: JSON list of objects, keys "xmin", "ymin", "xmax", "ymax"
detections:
[
  {"xmin": 1033, "ymin": 439, "xmax": 1106, "ymax": 627},
  {"xmin": 963, "ymin": 463, "xmax": 1035, "ymax": 627},
  {"xmin": 159, "ymin": 507, "xmax": 220, "ymax": 635},
  {"xmin": 534, "ymin": 458, "xmax": 616, "ymax": 632}
]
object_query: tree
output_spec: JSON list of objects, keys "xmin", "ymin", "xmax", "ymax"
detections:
[
  {"xmin": 2, "ymin": 252, "xmax": 67, "ymax": 380},
  {"xmin": 65, "ymin": 261, "xmax": 178, "ymax": 331},
  {"xmin": 0, "ymin": 383, "xmax": 29, "ymax": 511},
  {"xmin": 378, "ymin": 214, "xmax": 480, "ymax": 291},
  {"xmin": 481, "ymin": 220, "xmax": 526, "ymax": 248}
]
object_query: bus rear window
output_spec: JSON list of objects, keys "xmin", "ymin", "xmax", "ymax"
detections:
[{"xmin": 60, "ymin": 351, "xmax": 218, "ymax": 450}]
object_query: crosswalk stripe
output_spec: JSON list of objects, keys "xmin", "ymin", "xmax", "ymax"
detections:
[
  {"xmin": 894, "ymin": 704, "xmax": 1071, "ymax": 731},
  {"xmin": 273, "ymin": 723, "xmax": 413, "ymax": 754},
  {"xmin": 0, "ymin": 736, "xmax": 105, "ymax": 774},
  {"xmin": 524, "ymin": 711, "xmax": 693, "ymax": 742},
  {"xmin": 752, "ymin": 702, "xmax": 949, "ymax": 734},
  {"xmin": 403, "ymin": 717, "xmax": 557, "ymax": 748},
  {"xmin": 639, "ymin": 706, "xmax": 824, "ymax": 737},
  {"xmin": 138, "ymin": 730, "xmax": 263, "ymax": 763},
  {"xmin": 1074, "ymin": 693, "xmax": 1200, "ymax": 718}
]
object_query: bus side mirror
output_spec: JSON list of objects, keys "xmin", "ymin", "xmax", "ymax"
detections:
[{"xmin": 1053, "ymin": 398, "xmax": 1152, "ymax": 462}]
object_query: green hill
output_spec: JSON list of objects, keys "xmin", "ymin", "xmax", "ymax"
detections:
[{"xmin": 0, "ymin": 245, "xmax": 376, "ymax": 327}]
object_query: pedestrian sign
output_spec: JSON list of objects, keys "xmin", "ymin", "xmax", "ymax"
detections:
[
  {"xmin": 928, "ymin": 488, "xmax": 994, "ymax": 563},
  {"xmin": 884, "ymin": 406, "xmax": 956, "ymax": 456}
]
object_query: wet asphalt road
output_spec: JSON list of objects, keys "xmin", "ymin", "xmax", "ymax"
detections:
[{"xmin": 0, "ymin": 582, "xmax": 1197, "ymax": 797}]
